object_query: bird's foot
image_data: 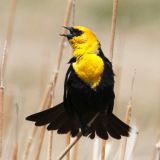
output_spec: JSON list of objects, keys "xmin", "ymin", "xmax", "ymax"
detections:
[{"xmin": 81, "ymin": 125, "xmax": 92, "ymax": 136}]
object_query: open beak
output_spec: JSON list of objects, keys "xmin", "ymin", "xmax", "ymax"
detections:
[{"xmin": 60, "ymin": 26, "xmax": 73, "ymax": 39}]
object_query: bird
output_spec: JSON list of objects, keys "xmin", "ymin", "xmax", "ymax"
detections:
[{"xmin": 26, "ymin": 26, "xmax": 130, "ymax": 140}]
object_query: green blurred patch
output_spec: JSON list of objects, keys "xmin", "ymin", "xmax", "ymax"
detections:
[{"xmin": 83, "ymin": 0, "xmax": 160, "ymax": 25}]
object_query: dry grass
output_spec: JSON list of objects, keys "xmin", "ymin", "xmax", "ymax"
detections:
[{"xmin": 0, "ymin": 0, "xmax": 17, "ymax": 158}]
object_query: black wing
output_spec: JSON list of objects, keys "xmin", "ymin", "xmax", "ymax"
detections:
[
  {"xmin": 63, "ymin": 48, "xmax": 115, "ymax": 117},
  {"xmin": 97, "ymin": 47, "xmax": 115, "ymax": 114}
]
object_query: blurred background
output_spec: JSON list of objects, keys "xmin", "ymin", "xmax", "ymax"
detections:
[{"xmin": 0, "ymin": 0, "xmax": 160, "ymax": 159}]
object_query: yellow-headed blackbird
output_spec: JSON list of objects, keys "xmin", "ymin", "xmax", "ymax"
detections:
[{"xmin": 26, "ymin": 26, "xmax": 130, "ymax": 140}]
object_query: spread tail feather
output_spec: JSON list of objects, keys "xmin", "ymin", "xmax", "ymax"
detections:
[
  {"xmin": 26, "ymin": 102, "xmax": 79, "ymax": 137},
  {"xmin": 89, "ymin": 113, "xmax": 130, "ymax": 140},
  {"xmin": 26, "ymin": 104, "xmax": 130, "ymax": 140}
]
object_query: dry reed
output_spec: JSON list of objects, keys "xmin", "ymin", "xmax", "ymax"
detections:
[
  {"xmin": 57, "ymin": 113, "xmax": 99, "ymax": 160},
  {"xmin": 119, "ymin": 70, "xmax": 136, "ymax": 160},
  {"xmin": 65, "ymin": 0, "xmax": 76, "ymax": 159},
  {"xmin": 93, "ymin": 138, "xmax": 100, "ymax": 160},
  {"xmin": 47, "ymin": 93, "xmax": 54, "ymax": 160},
  {"xmin": 101, "ymin": 0, "xmax": 119, "ymax": 158},
  {"xmin": 109, "ymin": 0, "xmax": 119, "ymax": 61},
  {"xmin": 119, "ymin": 102, "xmax": 132, "ymax": 160},
  {"xmin": 156, "ymin": 140, "xmax": 160, "ymax": 160},
  {"xmin": 72, "ymin": 0, "xmax": 76, "ymax": 26},
  {"xmin": 11, "ymin": 145, "xmax": 18, "ymax": 160},
  {"xmin": 47, "ymin": 131, "xmax": 53, "ymax": 160},
  {"xmin": 57, "ymin": 132, "xmax": 82, "ymax": 160},
  {"xmin": 66, "ymin": 134, "xmax": 71, "ymax": 160},
  {"xmin": 101, "ymin": 140, "xmax": 106, "ymax": 160},
  {"xmin": 23, "ymin": 82, "xmax": 53, "ymax": 160},
  {"xmin": 0, "ymin": 87, "xmax": 4, "ymax": 158},
  {"xmin": 33, "ymin": 127, "xmax": 46, "ymax": 160},
  {"xmin": 34, "ymin": 84, "xmax": 54, "ymax": 160},
  {"xmin": 56, "ymin": 0, "xmax": 119, "ymax": 158},
  {"xmin": 0, "ymin": 0, "xmax": 17, "ymax": 158},
  {"xmin": 72, "ymin": 141, "xmax": 78, "ymax": 160},
  {"xmin": 23, "ymin": 0, "xmax": 75, "ymax": 159},
  {"xmin": 11, "ymin": 103, "xmax": 19, "ymax": 160}
]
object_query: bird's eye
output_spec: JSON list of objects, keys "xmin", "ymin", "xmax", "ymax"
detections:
[{"xmin": 71, "ymin": 29, "xmax": 83, "ymax": 37}]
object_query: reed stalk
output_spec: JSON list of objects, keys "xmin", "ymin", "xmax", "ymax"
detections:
[
  {"xmin": 23, "ymin": 82, "xmax": 53, "ymax": 160},
  {"xmin": 0, "ymin": 0, "xmax": 17, "ymax": 158},
  {"xmin": 57, "ymin": 132, "xmax": 82, "ymax": 160},
  {"xmin": 101, "ymin": 0, "xmax": 119, "ymax": 158},
  {"xmin": 47, "ymin": 131, "xmax": 53, "ymax": 160},
  {"xmin": 66, "ymin": 134, "xmax": 71, "ymax": 160},
  {"xmin": 23, "ymin": 0, "xmax": 75, "ymax": 159},
  {"xmin": 119, "ymin": 102, "xmax": 132, "ymax": 160},
  {"xmin": 64, "ymin": 1, "xmax": 76, "ymax": 159},
  {"xmin": 119, "ymin": 70, "xmax": 136, "ymax": 160},
  {"xmin": 109, "ymin": 0, "xmax": 119, "ymax": 61},
  {"xmin": 72, "ymin": 0, "xmax": 76, "ymax": 26},
  {"xmin": 34, "ymin": 92, "xmax": 53, "ymax": 160},
  {"xmin": 47, "ymin": 93, "xmax": 54, "ymax": 160},
  {"xmin": 56, "ymin": 0, "xmax": 119, "ymax": 158},
  {"xmin": 0, "ymin": 87, "xmax": 4, "ymax": 158},
  {"xmin": 56, "ymin": 113, "xmax": 99, "ymax": 160},
  {"xmin": 93, "ymin": 138, "xmax": 100, "ymax": 160},
  {"xmin": 72, "ymin": 142, "xmax": 78, "ymax": 160},
  {"xmin": 11, "ymin": 145, "xmax": 18, "ymax": 160},
  {"xmin": 11, "ymin": 103, "xmax": 19, "ymax": 160},
  {"xmin": 156, "ymin": 141, "xmax": 160, "ymax": 160},
  {"xmin": 101, "ymin": 140, "xmax": 106, "ymax": 160}
]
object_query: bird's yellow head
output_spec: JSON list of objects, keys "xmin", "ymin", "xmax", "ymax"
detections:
[{"xmin": 61, "ymin": 26, "xmax": 100, "ymax": 57}]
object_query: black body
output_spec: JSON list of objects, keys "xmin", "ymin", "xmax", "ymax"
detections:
[{"xmin": 26, "ymin": 48, "xmax": 130, "ymax": 140}]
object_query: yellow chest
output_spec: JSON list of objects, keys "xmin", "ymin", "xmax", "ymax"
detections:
[{"xmin": 73, "ymin": 54, "xmax": 104, "ymax": 88}]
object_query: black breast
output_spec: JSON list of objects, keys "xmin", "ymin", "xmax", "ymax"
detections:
[{"xmin": 64, "ymin": 49, "xmax": 115, "ymax": 116}]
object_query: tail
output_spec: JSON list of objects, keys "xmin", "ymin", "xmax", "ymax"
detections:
[
  {"xmin": 89, "ymin": 113, "xmax": 131, "ymax": 140},
  {"xmin": 26, "ymin": 103, "xmax": 80, "ymax": 137},
  {"xmin": 26, "ymin": 105, "xmax": 130, "ymax": 140}
]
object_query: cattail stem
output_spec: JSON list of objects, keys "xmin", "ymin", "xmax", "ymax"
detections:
[
  {"xmin": 47, "ymin": 131, "xmax": 53, "ymax": 160},
  {"xmin": 34, "ymin": 127, "xmax": 46, "ymax": 160},
  {"xmin": 23, "ymin": 127, "xmax": 37, "ymax": 160},
  {"xmin": 73, "ymin": 141, "xmax": 78, "ymax": 160},
  {"xmin": 23, "ymin": 82, "xmax": 53, "ymax": 160},
  {"xmin": 119, "ymin": 102, "xmax": 132, "ymax": 160},
  {"xmin": 72, "ymin": 0, "xmax": 76, "ymax": 26},
  {"xmin": 156, "ymin": 141, "xmax": 160, "ymax": 160},
  {"xmin": 0, "ymin": 0, "xmax": 17, "ymax": 158},
  {"xmin": 57, "ymin": 133, "xmax": 82, "ymax": 160},
  {"xmin": 11, "ymin": 103, "xmax": 19, "ymax": 160},
  {"xmin": 0, "ymin": 87, "xmax": 4, "ymax": 158},
  {"xmin": 101, "ymin": 0, "xmax": 119, "ymax": 157},
  {"xmin": 119, "ymin": 70, "xmax": 136, "ymax": 160},
  {"xmin": 57, "ymin": 0, "xmax": 74, "ymax": 70},
  {"xmin": 66, "ymin": 134, "xmax": 71, "ymax": 160},
  {"xmin": 101, "ymin": 140, "xmax": 106, "ymax": 160},
  {"xmin": 47, "ymin": 93, "xmax": 54, "ymax": 160},
  {"xmin": 109, "ymin": 0, "xmax": 119, "ymax": 61},
  {"xmin": 23, "ymin": 0, "xmax": 74, "ymax": 159},
  {"xmin": 11, "ymin": 145, "xmax": 18, "ymax": 160},
  {"xmin": 57, "ymin": 113, "xmax": 99, "ymax": 160},
  {"xmin": 34, "ymin": 85, "xmax": 54, "ymax": 160}
]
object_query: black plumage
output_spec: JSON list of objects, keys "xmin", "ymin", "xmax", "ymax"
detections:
[{"xmin": 26, "ymin": 48, "xmax": 130, "ymax": 140}]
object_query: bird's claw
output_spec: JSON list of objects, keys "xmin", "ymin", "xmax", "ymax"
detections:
[{"xmin": 81, "ymin": 125, "xmax": 92, "ymax": 136}]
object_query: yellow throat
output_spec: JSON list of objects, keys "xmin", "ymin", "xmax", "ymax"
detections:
[
  {"xmin": 68, "ymin": 26, "xmax": 100, "ymax": 57},
  {"xmin": 67, "ymin": 26, "xmax": 104, "ymax": 88},
  {"xmin": 73, "ymin": 54, "xmax": 104, "ymax": 88}
]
